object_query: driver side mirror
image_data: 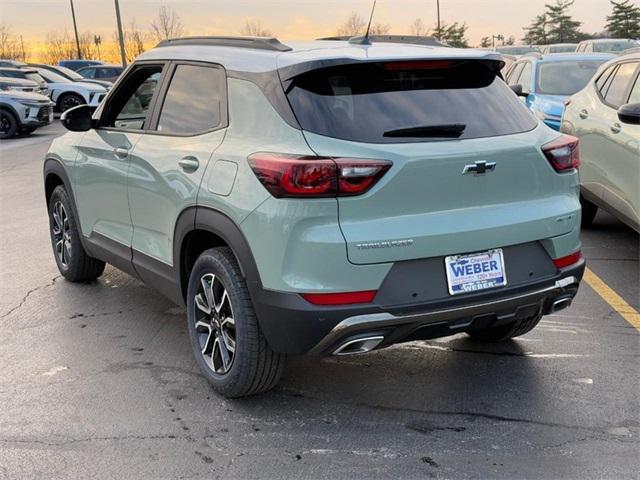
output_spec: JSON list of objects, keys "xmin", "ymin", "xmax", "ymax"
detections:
[
  {"xmin": 617, "ymin": 102, "xmax": 640, "ymax": 125},
  {"xmin": 509, "ymin": 84, "xmax": 528, "ymax": 97},
  {"xmin": 61, "ymin": 104, "xmax": 94, "ymax": 132}
]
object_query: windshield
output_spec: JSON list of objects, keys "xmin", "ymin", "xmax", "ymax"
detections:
[
  {"xmin": 496, "ymin": 46, "xmax": 540, "ymax": 55},
  {"xmin": 594, "ymin": 40, "xmax": 637, "ymax": 52},
  {"xmin": 36, "ymin": 68, "xmax": 70, "ymax": 83},
  {"xmin": 537, "ymin": 60, "xmax": 607, "ymax": 95},
  {"xmin": 549, "ymin": 45, "xmax": 576, "ymax": 53},
  {"xmin": 286, "ymin": 60, "xmax": 537, "ymax": 143},
  {"xmin": 25, "ymin": 72, "xmax": 46, "ymax": 84},
  {"xmin": 56, "ymin": 66, "xmax": 83, "ymax": 80}
]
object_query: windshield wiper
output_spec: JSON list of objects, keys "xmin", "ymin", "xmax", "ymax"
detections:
[{"xmin": 383, "ymin": 123, "xmax": 466, "ymax": 138}]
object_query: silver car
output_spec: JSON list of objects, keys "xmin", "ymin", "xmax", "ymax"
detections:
[
  {"xmin": 561, "ymin": 53, "xmax": 640, "ymax": 231},
  {"xmin": 0, "ymin": 88, "xmax": 53, "ymax": 138}
]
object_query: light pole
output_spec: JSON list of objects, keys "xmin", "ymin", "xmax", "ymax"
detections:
[
  {"xmin": 492, "ymin": 34, "xmax": 504, "ymax": 48},
  {"xmin": 114, "ymin": 0, "xmax": 127, "ymax": 68},
  {"xmin": 69, "ymin": 0, "xmax": 82, "ymax": 59},
  {"xmin": 436, "ymin": 0, "xmax": 441, "ymax": 38}
]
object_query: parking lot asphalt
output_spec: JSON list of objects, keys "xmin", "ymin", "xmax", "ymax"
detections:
[{"xmin": 1, "ymin": 122, "xmax": 638, "ymax": 479}]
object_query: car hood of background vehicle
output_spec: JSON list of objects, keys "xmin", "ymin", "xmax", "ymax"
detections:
[
  {"xmin": 49, "ymin": 81, "xmax": 106, "ymax": 92},
  {"xmin": 0, "ymin": 89, "xmax": 51, "ymax": 102},
  {"xmin": 75, "ymin": 79, "xmax": 112, "ymax": 88},
  {"xmin": 531, "ymin": 94, "xmax": 566, "ymax": 118}
]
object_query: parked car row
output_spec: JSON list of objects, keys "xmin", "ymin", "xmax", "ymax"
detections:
[
  {"xmin": 497, "ymin": 38, "xmax": 639, "ymax": 57},
  {"xmin": 0, "ymin": 58, "xmax": 123, "ymax": 139}
]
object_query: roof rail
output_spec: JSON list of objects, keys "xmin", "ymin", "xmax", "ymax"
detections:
[
  {"xmin": 521, "ymin": 51, "xmax": 543, "ymax": 59},
  {"xmin": 155, "ymin": 36, "xmax": 292, "ymax": 52},
  {"xmin": 317, "ymin": 35, "xmax": 448, "ymax": 47}
]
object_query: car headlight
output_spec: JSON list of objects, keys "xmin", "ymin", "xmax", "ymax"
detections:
[{"xmin": 12, "ymin": 99, "xmax": 46, "ymax": 107}]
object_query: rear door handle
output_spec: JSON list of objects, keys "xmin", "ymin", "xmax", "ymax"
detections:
[
  {"xmin": 178, "ymin": 156, "xmax": 200, "ymax": 173},
  {"xmin": 578, "ymin": 109, "xmax": 588, "ymax": 119},
  {"xmin": 610, "ymin": 123, "xmax": 622, "ymax": 134},
  {"xmin": 113, "ymin": 147, "xmax": 129, "ymax": 159}
]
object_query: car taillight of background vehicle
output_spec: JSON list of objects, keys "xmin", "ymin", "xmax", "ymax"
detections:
[
  {"xmin": 542, "ymin": 135, "xmax": 580, "ymax": 172},
  {"xmin": 247, "ymin": 152, "xmax": 392, "ymax": 198}
]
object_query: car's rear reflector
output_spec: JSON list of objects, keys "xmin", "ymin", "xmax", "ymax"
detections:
[
  {"xmin": 553, "ymin": 251, "xmax": 582, "ymax": 269},
  {"xmin": 542, "ymin": 135, "xmax": 580, "ymax": 172},
  {"xmin": 248, "ymin": 153, "xmax": 391, "ymax": 198},
  {"xmin": 301, "ymin": 290, "xmax": 377, "ymax": 305}
]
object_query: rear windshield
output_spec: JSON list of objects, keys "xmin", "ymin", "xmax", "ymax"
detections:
[
  {"xmin": 537, "ymin": 60, "xmax": 607, "ymax": 96},
  {"xmin": 286, "ymin": 60, "xmax": 537, "ymax": 143},
  {"xmin": 594, "ymin": 40, "xmax": 637, "ymax": 52}
]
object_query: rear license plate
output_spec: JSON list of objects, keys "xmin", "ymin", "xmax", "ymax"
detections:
[{"xmin": 445, "ymin": 249, "xmax": 507, "ymax": 295}]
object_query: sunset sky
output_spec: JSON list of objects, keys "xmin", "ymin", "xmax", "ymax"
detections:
[{"xmin": 1, "ymin": 0, "xmax": 613, "ymax": 47}]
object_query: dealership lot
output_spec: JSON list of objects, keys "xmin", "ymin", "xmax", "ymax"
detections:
[{"xmin": 1, "ymin": 122, "xmax": 638, "ymax": 479}]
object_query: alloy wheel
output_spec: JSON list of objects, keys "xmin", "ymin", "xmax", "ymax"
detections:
[
  {"xmin": 194, "ymin": 273, "xmax": 236, "ymax": 374},
  {"xmin": 0, "ymin": 113, "xmax": 11, "ymax": 134},
  {"xmin": 60, "ymin": 95, "xmax": 82, "ymax": 112},
  {"xmin": 51, "ymin": 201, "xmax": 71, "ymax": 267}
]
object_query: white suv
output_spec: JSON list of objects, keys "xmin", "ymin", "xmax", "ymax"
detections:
[{"xmin": 22, "ymin": 65, "xmax": 109, "ymax": 112}]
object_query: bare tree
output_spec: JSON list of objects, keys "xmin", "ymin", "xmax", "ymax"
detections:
[
  {"xmin": 41, "ymin": 30, "xmax": 96, "ymax": 64},
  {"xmin": 410, "ymin": 18, "xmax": 429, "ymax": 36},
  {"xmin": 0, "ymin": 24, "xmax": 28, "ymax": 61},
  {"xmin": 240, "ymin": 19, "xmax": 273, "ymax": 37},
  {"xmin": 369, "ymin": 22, "xmax": 391, "ymax": 35},
  {"xmin": 337, "ymin": 12, "xmax": 366, "ymax": 36},
  {"xmin": 150, "ymin": 5, "xmax": 185, "ymax": 43},
  {"xmin": 114, "ymin": 19, "xmax": 147, "ymax": 62}
]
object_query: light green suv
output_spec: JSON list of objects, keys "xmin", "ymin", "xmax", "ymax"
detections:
[
  {"xmin": 44, "ymin": 37, "xmax": 585, "ymax": 397},
  {"xmin": 561, "ymin": 53, "xmax": 640, "ymax": 232}
]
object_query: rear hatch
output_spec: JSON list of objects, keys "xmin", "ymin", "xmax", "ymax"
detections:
[{"xmin": 284, "ymin": 57, "xmax": 578, "ymax": 265}]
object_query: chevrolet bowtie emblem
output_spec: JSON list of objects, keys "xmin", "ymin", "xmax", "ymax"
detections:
[{"xmin": 462, "ymin": 160, "xmax": 497, "ymax": 175}]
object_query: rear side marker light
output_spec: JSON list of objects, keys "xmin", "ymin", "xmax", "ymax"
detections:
[
  {"xmin": 248, "ymin": 152, "xmax": 391, "ymax": 198},
  {"xmin": 542, "ymin": 135, "xmax": 580, "ymax": 172},
  {"xmin": 301, "ymin": 290, "xmax": 377, "ymax": 306},
  {"xmin": 553, "ymin": 251, "xmax": 582, "ymax": 269}
]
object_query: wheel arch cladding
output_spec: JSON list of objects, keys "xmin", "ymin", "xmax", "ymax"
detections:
[
  {"xmin": 175, "ymin": 207, "xmax": 263, "ymax": 305},
  {"xmin": 43, "ymin": 158, "xmax": 72, "ymax": 208}
]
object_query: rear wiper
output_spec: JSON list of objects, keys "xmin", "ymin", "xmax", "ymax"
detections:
[{"xmin": 383, "ymin": 123, "xmax": 466, "ymax": 138}]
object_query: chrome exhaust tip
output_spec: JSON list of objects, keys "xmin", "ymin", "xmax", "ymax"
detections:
[
  {"xmin": 550, "ymin": 297, "xmax": 573, "ymax": 313},
  {"xmin": 332, "ymin": 336, "xmax": 384, "ymax": 356}
]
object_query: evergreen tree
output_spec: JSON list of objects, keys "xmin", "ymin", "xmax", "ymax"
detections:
[
  {"xmin": 435, "ymin": 22, "xmax": 469, "ymax": 48},
  {"xmin": 605, "ymin": 0, "xmax": 640, "ymax": 38},
  {"xmin": 545, "ymin": 0, "xmax": 583, "ymax": 43},
  {"xmin": 522, "ymin": 14, "xmax": 548, "ymax": 44},
  {"xmin": 479, "ymin": 36, "xmax": 492, "ymax": 48}
]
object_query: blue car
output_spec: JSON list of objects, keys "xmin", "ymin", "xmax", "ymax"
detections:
[{"xmin": 504, "ymin": 53, "xmax": 615, "ymax": 130}]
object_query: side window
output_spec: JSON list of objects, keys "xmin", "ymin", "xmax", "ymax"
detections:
[
  {"xmin": 82, "ymin": 68, "xmax": 96, "ymax": 79},
  {"xmin": 517, "ymin": 62, "xmax": 533, "ymax": 93},
  {"xmin": 628, "ymin": 74, "xmax": 640, "ymax": 104},
  {"xmin": 156, "ymin": 64, "xmax": 226, "ymax": 135},
  {"xmin": 596, "ymin": 65, "xmax": 616, "ymax": 93},
  {"xmin": 101, "ymin": 65, "xmax": 163, "ymax": 130},
  {"xmin": 507, "ymin": 63, "xmax": 524, "ymax": 84},
  {"xmin": 604, "ymin": 62, "xmax": 639, "ymax": 108}
]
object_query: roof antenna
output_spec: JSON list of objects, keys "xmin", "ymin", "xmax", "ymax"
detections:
[{"xmin": 349, "ymin": 0, "xmax": 377, "ymax": 45}]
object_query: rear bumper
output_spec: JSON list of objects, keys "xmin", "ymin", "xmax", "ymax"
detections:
[{"xmin": 253, "ymin": 259, "xmax": 584, "ymax": 356}]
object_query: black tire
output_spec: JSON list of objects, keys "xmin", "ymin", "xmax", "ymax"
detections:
[
  {"xmin": 19, "ymin": 126, "xmax": 38, "ymax": 135},
  {"xmin": 48, "ymin": 185, "xmax": 106, "ymax": 282},
  {"xmin": 0, "ymin": 109, "xmax": 18, "ymax": 139},
  {"xmin": 580, "ymin": 195, "xmax": 597, "ymax": 228},
  {"xmin": 57, "ymin": 93, "xmax": 85, "ymax": 112},
  {"xmin": 186, "ymin": 247, "xmax": 285, "ymax": 398},
  {"xmin": 466, "ymin": 313, "xmax": 542, "ymax": 342}
]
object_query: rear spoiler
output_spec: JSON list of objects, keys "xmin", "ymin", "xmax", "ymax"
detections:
[{"xmin": 278, "ymin": 56, "xmax": 505, "ymax": 83}]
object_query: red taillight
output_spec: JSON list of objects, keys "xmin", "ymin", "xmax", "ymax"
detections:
[
  {"xmin": 247, "ymin": 153, "xmax": 391, "ymax": 198},
  {"xmin": 553, "ymin": 251, "xmax": 582, "ymax": 269},
  {"xmin": 542, "ymin": 135, "xmax": 580, "ymax": 172},
  {"xmin": 301, "ymin": 290, "xmax": 377, "ymax": 305}
]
